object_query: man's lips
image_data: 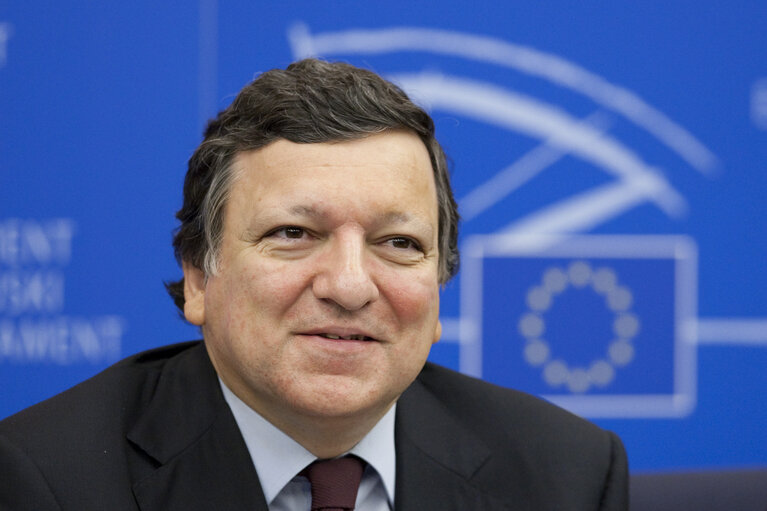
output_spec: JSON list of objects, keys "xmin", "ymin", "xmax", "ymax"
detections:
[
  {"xmin": 313, "ymin": 333, "xmax": 375, "ymax": 341},
  {"xmin": 299, "ymin": 328, "xmax": 379, "ymax": 342}
]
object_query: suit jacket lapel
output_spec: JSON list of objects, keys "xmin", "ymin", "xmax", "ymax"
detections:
[
  {"xmin": 126, "ymin": 343, "xmax": 268, "ymax": 511},
  {"xmin": 394, "ymin": 373, "xmax": 512, "ymax": 511},
  {"xmin": 123, "ymin": 346, "xmax": 514, "ymax": 510}
]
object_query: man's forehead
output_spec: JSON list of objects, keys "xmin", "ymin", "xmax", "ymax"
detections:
[
  {"xmin": 229, "ymin": 134, "xmax": 436, "ymax": 204},
  {"xmin": 235, "ymin": 131, "xmax": 430, "ymax": 167},
  {"xmin": 226, "ymin": 135, "xmax": 439, "ymax": 240}
]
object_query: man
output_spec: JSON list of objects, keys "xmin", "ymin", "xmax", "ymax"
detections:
[{"xmin": 0, "ymin": 59, "xmax": 628, "ymax": 510}]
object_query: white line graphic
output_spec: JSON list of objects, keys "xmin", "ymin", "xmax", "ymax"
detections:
[
  {"xmin": 0, "ymin": 23, "xmax": 13, "ymax": 68},
  {"xmin": 500, "ymin": 179, "xmax": 680, "ymax": 246},
  {"xmin": 438, "ymin": 317, "xmax": 462, "ymax": 343},
  {"xmin": 288, "ymin": 24, "xmax": 718, "ymax": 173},
  {"xmin": 390, "ymin": 72, "xmax": 687, "ymax": 222},
  {"xmin": 459, "ymin": 111, "xmax": 611, "ymax": 221},
  {"xmin": 697, "ymin": 319, "xmax": 767, "ymax": 345},
  {"xmin": 751, "ymin": 79, "xmax": 767, "ymax": 130}
]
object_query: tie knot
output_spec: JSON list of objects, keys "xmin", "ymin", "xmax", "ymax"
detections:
[{"xmin": 304, "ymin": 455, "xmax": 365, "ymax": 511}]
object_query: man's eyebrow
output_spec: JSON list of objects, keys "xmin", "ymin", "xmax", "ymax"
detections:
[
  {"xmin": 241, "ymin": 206, "xmax": 320, "ymax": 233},
  {"xmin": 377, "ymin": 212, "xmax": 435, "ymax": 242},
  {"xmin": 288, "ymin": 205, "xmax": 322, "ymax": 218},
  {"xmin": 257, "ymin": 205, "xmax": 433, "ymax": 237},
  {"xmin": 378, "ymin": 211, "xmax": 414, "ymax": 225},
  {"xmin": 288, "ymin": 206, "xmax": 415, "ymax": 226}
]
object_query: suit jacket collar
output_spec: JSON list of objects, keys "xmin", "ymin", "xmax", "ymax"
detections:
[
  {"xmin": 126, "ymin": 342, "xmax": 268, "ymax": 511},
  {"xmin": 394, "ymin": 368, "xmax": 512, "ymax": 510},
  {"xmin": 124, "ymin": 345, "xmax": 510, "ymax": 511}
]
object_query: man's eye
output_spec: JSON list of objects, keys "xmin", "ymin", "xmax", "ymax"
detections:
[
  {"xmin": 269, "ymin": 226, "xmax": 306, "ymax": 239},
  {"xmin": 387, "ymin": 237, "xmax": 421, "ymax": 251},
  {"xmin": 282, "ymin": 226, "xmax": 304, "ymax": 239}
]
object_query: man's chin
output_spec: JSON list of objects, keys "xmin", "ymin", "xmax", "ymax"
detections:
[{"xmin": 284, "ymin": 380, "xmax": 396, "ymax": 421}]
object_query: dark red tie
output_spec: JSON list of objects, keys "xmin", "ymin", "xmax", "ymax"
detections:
[{"xmin": 304, "ymin": 455, "xmax": 365, "ymax": 511}]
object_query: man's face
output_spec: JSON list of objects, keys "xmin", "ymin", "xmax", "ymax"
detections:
[{"xmin": 183, "ymin": 131, "xmax": 441, "ymax": 431}]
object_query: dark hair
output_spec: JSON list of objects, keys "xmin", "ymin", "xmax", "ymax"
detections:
[{"xmin": 167, "ymin": 58, "xmax": 460, "ymax": 311}]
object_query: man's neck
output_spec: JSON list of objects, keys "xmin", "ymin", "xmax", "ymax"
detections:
[
  {"xmin": 270, "ymin": 404, "xmax": 396, "ymax": 458},
  {"xmin": 221, "ymin": 380, "xmax": 397, "ymax": 507},
  {"xmin": 222, "ymin": 374, "xmax": 396, "ymax": 458}
]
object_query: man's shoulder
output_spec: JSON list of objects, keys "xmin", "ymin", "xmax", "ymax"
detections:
[
  {"xmin": 398, "ymin": 365, "xmax": 628, "ymax": 509},
  {"xmin": 0, "ymin": 342, "xmax": 239, "ymax": 508},
  {"xmin": 412, "ymin": 361, "xmax": 616, "ymax": 446},
  {"xmin": 0, "ymin": 341, "xmax": 205, "ymax": 441},
  {"xmin": 415, "ymin": 361, "xmax": 580, "ymax": 416}
]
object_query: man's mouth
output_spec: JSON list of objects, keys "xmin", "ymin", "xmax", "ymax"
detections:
[{"xmin": 315, "ymin": 333, "xmax": 376, "ymax": 341}]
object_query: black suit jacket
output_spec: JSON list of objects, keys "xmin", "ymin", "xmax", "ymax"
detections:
[{"xmin": 0, "ymin": 342, "xmax": 627, "ymax": 510}]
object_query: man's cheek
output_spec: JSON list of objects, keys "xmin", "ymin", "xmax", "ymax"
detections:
[
  {"xmin": 387, "ymin": 277, "xmax": 440, "ymax": 321},
  {"xmin": 249, "ymin": 261, "xmax": 313, "ymax": 295}
]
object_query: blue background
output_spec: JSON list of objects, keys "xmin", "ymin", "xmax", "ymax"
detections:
[{"xmin": 1, "ymin": 2, "xmax": 766, "ymax": 473}]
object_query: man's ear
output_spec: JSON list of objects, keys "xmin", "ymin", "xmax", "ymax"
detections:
[
  {"xmin": 432, "ymin": 319, "xmax": 442, "ymax": 345},
  {"xmin": 182, "ymin": 260, "xmax": 206, "ymax": 326}
]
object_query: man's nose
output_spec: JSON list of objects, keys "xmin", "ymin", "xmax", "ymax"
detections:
[{"xmin": 312, "ymin": 235, "xmax": 379, "ymax": 311}]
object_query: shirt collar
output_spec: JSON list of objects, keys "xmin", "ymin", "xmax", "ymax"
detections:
[{"xmin": 219, "ymin": 379, "xmax": 396, "ymax": 505}]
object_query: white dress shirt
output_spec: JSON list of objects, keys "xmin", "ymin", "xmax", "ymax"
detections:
[{"xmin": 220, "ymin": 380, "xmax": 395, "ymax": 511}]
